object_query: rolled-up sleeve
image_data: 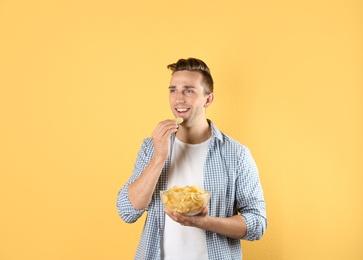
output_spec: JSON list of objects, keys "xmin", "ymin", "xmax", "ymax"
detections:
[
  {"xmin": 237, "ymin": 147, "xmax": 267, "ymax": 241},
  {"xmin": 117, "ymin": 184, "xmax": 146, "ymax": 223},
  {"xmin": 116, "ymin": 138, "xmax": 154, "ymax": 223}
]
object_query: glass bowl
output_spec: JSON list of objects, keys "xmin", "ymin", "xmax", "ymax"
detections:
[{"xmin": 160, "ymin": 186, "xmax": 210, "ymax": 216}]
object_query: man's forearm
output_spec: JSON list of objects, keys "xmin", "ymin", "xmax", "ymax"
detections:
[
  {"xmin": 128, "ymin": 156, "xmax": 165, "ymax": 210},
  {"xmin": 201, "ymin": 214, "xmax": 247, "ymax": 239}
]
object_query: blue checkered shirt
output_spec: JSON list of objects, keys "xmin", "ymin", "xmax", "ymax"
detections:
[{"xmin": 117, "ymin": 120, "xmax": 267, "ymax": 260}]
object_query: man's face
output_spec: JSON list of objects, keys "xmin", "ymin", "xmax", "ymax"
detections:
[{"xmin": 169, "ymin": 70, "xmax": 212, "ymax": 126}]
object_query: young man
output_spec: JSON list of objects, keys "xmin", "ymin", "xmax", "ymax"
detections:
[{"xmin": 117, "ymin": 58, "xmax": 267, "ymax": 260}]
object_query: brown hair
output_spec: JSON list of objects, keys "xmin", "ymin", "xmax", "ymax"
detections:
[{"xmin": 167, "ymin": 58, "xmax": 214, "ymax": 94}]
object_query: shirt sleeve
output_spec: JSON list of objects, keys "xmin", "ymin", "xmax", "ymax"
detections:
[
  {"xmin": 236, "ymin": 147, "xmax": 267, "ymax": 241},
  {"xmin": 116, "ymin": 185, "xmax": 146, "ymax": 223},
  {"xmin": 116, "ymin": 138, "xmax": 154, "ymax": 223}
]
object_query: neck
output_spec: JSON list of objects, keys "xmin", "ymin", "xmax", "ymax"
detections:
[{"xmin": 176, "ymin": 119, "xmax": 211, "ymax": 144}]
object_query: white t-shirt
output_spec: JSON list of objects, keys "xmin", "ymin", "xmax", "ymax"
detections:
[{"xmin": 162, "ymin": 137, "xmax": 211, "ymax": 260}]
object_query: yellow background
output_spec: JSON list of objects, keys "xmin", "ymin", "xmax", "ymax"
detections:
[{"xmin": 1, "ymin": 0, "xmax": 362, "ymax": 259}]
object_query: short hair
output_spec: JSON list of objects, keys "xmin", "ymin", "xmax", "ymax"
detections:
[{"xmin": 167, "ymin": 58, "xmax": 214, "ymax": 94}]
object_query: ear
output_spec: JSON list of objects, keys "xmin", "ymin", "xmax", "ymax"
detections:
[{"xmin": 204, "ymin": 93, "xmax": 214, "ymax": 108}]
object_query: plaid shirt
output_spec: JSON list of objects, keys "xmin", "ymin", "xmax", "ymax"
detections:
[{"xmin": 117, "ymin": 120, "xmax": 267, "ymax": 260}]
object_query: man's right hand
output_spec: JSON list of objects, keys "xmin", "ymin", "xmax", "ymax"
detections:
[{"xmin": 151, "ymin": 119, "xmax": 179, "ymax": 162}]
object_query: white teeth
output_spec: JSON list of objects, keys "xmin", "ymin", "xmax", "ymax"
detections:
[{"xmin": 177, "ymin": 108, "xmax": 188, "ymax": 112}]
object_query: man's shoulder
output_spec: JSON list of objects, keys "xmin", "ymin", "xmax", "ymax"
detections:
[
  {"xmin": 211, "ymin": 130, "xmax": 250, "ymax": 158},
  {"xmin": 218, "ymin": 131, "xmax": 248, "ymax": 150},
  {"xmin": 210, "ymin": 121, "xmax": 247, "ymax": 148}
]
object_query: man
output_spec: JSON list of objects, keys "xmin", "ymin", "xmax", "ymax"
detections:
[{"xmin": 117, "ymin": 58, "xmax": 267, "ymax": 260}]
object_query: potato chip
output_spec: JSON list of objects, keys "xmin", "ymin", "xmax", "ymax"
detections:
[
  {"xmin": 160, "ymin": 185, "xmax": 210, "ymax": 216},
  {"xmin": 175, "ymin": 117, "xmax": 184, "ymax": 124}
]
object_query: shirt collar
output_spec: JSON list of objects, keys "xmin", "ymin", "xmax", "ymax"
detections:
[{"xmin": 207, "ymin": 119, "xmax": 223, "ymax": 142}]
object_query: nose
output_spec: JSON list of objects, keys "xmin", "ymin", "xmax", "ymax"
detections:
[{"xmin": 176, "ymin": 92, "xmax": 186, "ymax": 103}]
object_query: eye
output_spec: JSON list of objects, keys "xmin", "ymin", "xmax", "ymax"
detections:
[{"xmin": 184, "ymin": 89, "xmax": 194, "ymax": 95}]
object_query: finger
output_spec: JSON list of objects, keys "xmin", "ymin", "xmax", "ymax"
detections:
[
  {"xmin": 152, "ymin": 120, "xmax": 178, "ymax": 138},
  {"xmin": 164, "ymin": 208, "xmax": 173, "ymax": 217},
  {"xmin": 200, "ymin": 207, "xmax": 208, "ymax": 216},
  {"xmin": 153, "ymin": 120, "xmax": 178, "ymax": 134}
]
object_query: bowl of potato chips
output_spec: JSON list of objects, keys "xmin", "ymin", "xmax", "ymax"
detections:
[{"xmin": 160, "ymin": 185, "xmax": 210, "ymax": 216}]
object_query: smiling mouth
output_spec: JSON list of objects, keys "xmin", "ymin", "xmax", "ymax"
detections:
[{"xmin": 176, "ymin": 108, "xmax": 189, "ymax": 113}]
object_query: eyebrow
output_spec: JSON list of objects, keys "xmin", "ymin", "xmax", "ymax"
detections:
[{"xmin": 168, "ymin": 86, "xmax": 196, "ymax": 89}]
